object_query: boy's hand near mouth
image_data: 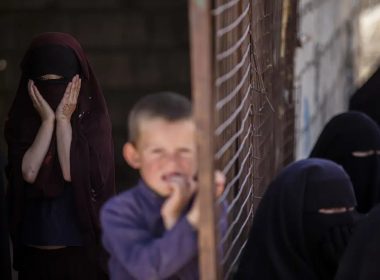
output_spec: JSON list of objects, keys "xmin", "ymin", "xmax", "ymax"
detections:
[{"xmin": 161, "ymin": 174, "xmax": 197, "ymax": 229}]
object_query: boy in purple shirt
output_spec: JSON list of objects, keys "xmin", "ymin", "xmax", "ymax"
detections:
[{"xmin": 101, "ymin": 92, "xmax": 225, "ymax": 280}]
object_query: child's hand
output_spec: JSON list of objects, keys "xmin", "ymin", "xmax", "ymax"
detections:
[
  {"xmin": 55, "ymin": 75, "xmax": 81, "ymax": 122},
  {"xmin": 28, "ymin": 80, "xmax": 55, "ymax": 122},
  {"xmin": 215, "ymin": 171, "xmax": 225, "ymax": 198},
  {"xmin": 161, "ymin": 175, "xmax": 196, "ymax": 230},
  {"xmin": 186, "ymin": 170, "xmax": 226, "ymax": 229}
]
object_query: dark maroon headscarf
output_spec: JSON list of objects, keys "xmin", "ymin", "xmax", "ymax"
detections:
[{"xmin": 4, "ymin": 32, "xmax": 115, "ymax": 270}]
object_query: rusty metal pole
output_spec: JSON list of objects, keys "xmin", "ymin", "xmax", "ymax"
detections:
[{"xmin": 188, "ymin": 0, "xmax": 220, "ymax": 279}]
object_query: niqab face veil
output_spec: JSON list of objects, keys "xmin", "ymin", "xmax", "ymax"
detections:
[
  {"xmin": 235, "ymin": 159, "xmax": 356, "ymax": 280},
  {"xmin": 309, "ymin": 111, "xmax": 380, "ymax": 213},
  {"xmin": 4, "ymin": 32, "xmax": 115, "ymax": 271},
  {"xmin": 302, "ymin": 164, "xmax": 356, "ymax": 279},
  {"xmin": 27, "ymin": 44, "xmax": 81, "ymax": 111}
]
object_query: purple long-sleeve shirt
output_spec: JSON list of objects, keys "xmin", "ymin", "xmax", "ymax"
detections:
[{"xmin": 100, "ymin": 180, "xmax": 199, "ymax": 280}]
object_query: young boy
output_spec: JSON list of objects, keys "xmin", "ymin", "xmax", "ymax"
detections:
[{"xmin": 100, "ymin": 92, "xmax": 225, "ymax": 280}]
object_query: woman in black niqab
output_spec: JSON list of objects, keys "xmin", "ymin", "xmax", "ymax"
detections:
[
  {"xmin": 310, "ymin": 111, "xmax": 380, "ymax": 213},
  {"xmin": 235, "ymin": 159, "xmax": 357, "ymax": 280}
]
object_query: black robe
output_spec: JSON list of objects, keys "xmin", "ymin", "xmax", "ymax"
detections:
[
  {"xmin": 0, "ymin": 152, "xmax": 11, "ymax": 279},
  {"xmin": 335, "ymin": 204, "xmax": 380, "ymax": 280}
]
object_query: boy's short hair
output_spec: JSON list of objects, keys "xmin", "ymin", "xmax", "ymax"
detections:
[{"xmin": 128, "ymin": 92, "xmax": 192, "ymax": 143}]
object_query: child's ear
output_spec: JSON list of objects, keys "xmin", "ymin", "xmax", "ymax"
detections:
[{"xmin": 123, "ymin": 142, "xmax": 141, "ymax": 169}]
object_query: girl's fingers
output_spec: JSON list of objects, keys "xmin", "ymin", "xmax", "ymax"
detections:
[
  {"xmin": 27, "ymin": 80, "xmax": 33, "ymax": 95},
  {"xmin": 32, "ymin": 83, "xmax": 41, "ymax": 97},
  {"xmin": 75, "ymin": 77, "xmax": 81, "ymax": 101},
  {"xmin": 65, "ymin": 81, "xmax": 73, "ymax": 97},
  {"xmin": 73, "ymin": 75, "xmax": 81, "ymax": 102},
  {"xmin": 34, "ymin": 85, "xmax": 54, "ymax": 113},
  {"xmin": 63, "ymin": 82, "xmax": 72, "ymax": 104},
  {"xmin": 29, "ymin": 83, "xmax": 40, "ymax": 107},
  {"xmin": 32, "ymin": 84, "xmax": 45, "ymax": 106},
  {"xmin": 28, "ymin": 79, "xmax": 53, "ymax": 103},
  {"xmin": 28, "ymin": 80, "xmax": 36, "ymax": 100},
  {"xmin": 69, "ymin": 76, "xmax": 78, "ymax": 103},
  {"xmin": 70, "ymin": 79, "xmax": 77, "ymax": 103}
]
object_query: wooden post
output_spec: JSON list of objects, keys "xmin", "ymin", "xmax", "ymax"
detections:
[{"xmin": 188, "ymin": 0, "xmax": 220, "ymax": 279}]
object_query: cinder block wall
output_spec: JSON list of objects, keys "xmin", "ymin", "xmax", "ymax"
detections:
[
  {"xmin": 294, "ymin": 0, "xmax": 360, "ymax": 158},
  {"xmin": 0, "ymin": 0, "xmax": 190, "ymax": 189}
]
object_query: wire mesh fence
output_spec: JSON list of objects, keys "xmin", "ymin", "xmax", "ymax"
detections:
[{"xmin": 189, "ymin": 0, "xmax": 297, "ymax": 279}]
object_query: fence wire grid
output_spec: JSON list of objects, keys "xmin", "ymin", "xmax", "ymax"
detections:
[{"xmin": 189, "ymin": 0, "xmax": 297, "ymax": 279}]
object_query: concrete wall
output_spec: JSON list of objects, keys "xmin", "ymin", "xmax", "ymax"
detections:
[
  {"xmin": 0, "ymin": 0, "xmax": 190, "ymax": 189},
  {"xmin": 356, "ymin": 2, "xmax": 380, "ymax": 84},
  {"xmin": 294, "ymin": 0, "xmax": 360, "ymax": 158}
]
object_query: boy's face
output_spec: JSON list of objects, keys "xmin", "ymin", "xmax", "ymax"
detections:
[{"xmin": 124, "ymin": 118, "xmax": 197, "ymax": 197}]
